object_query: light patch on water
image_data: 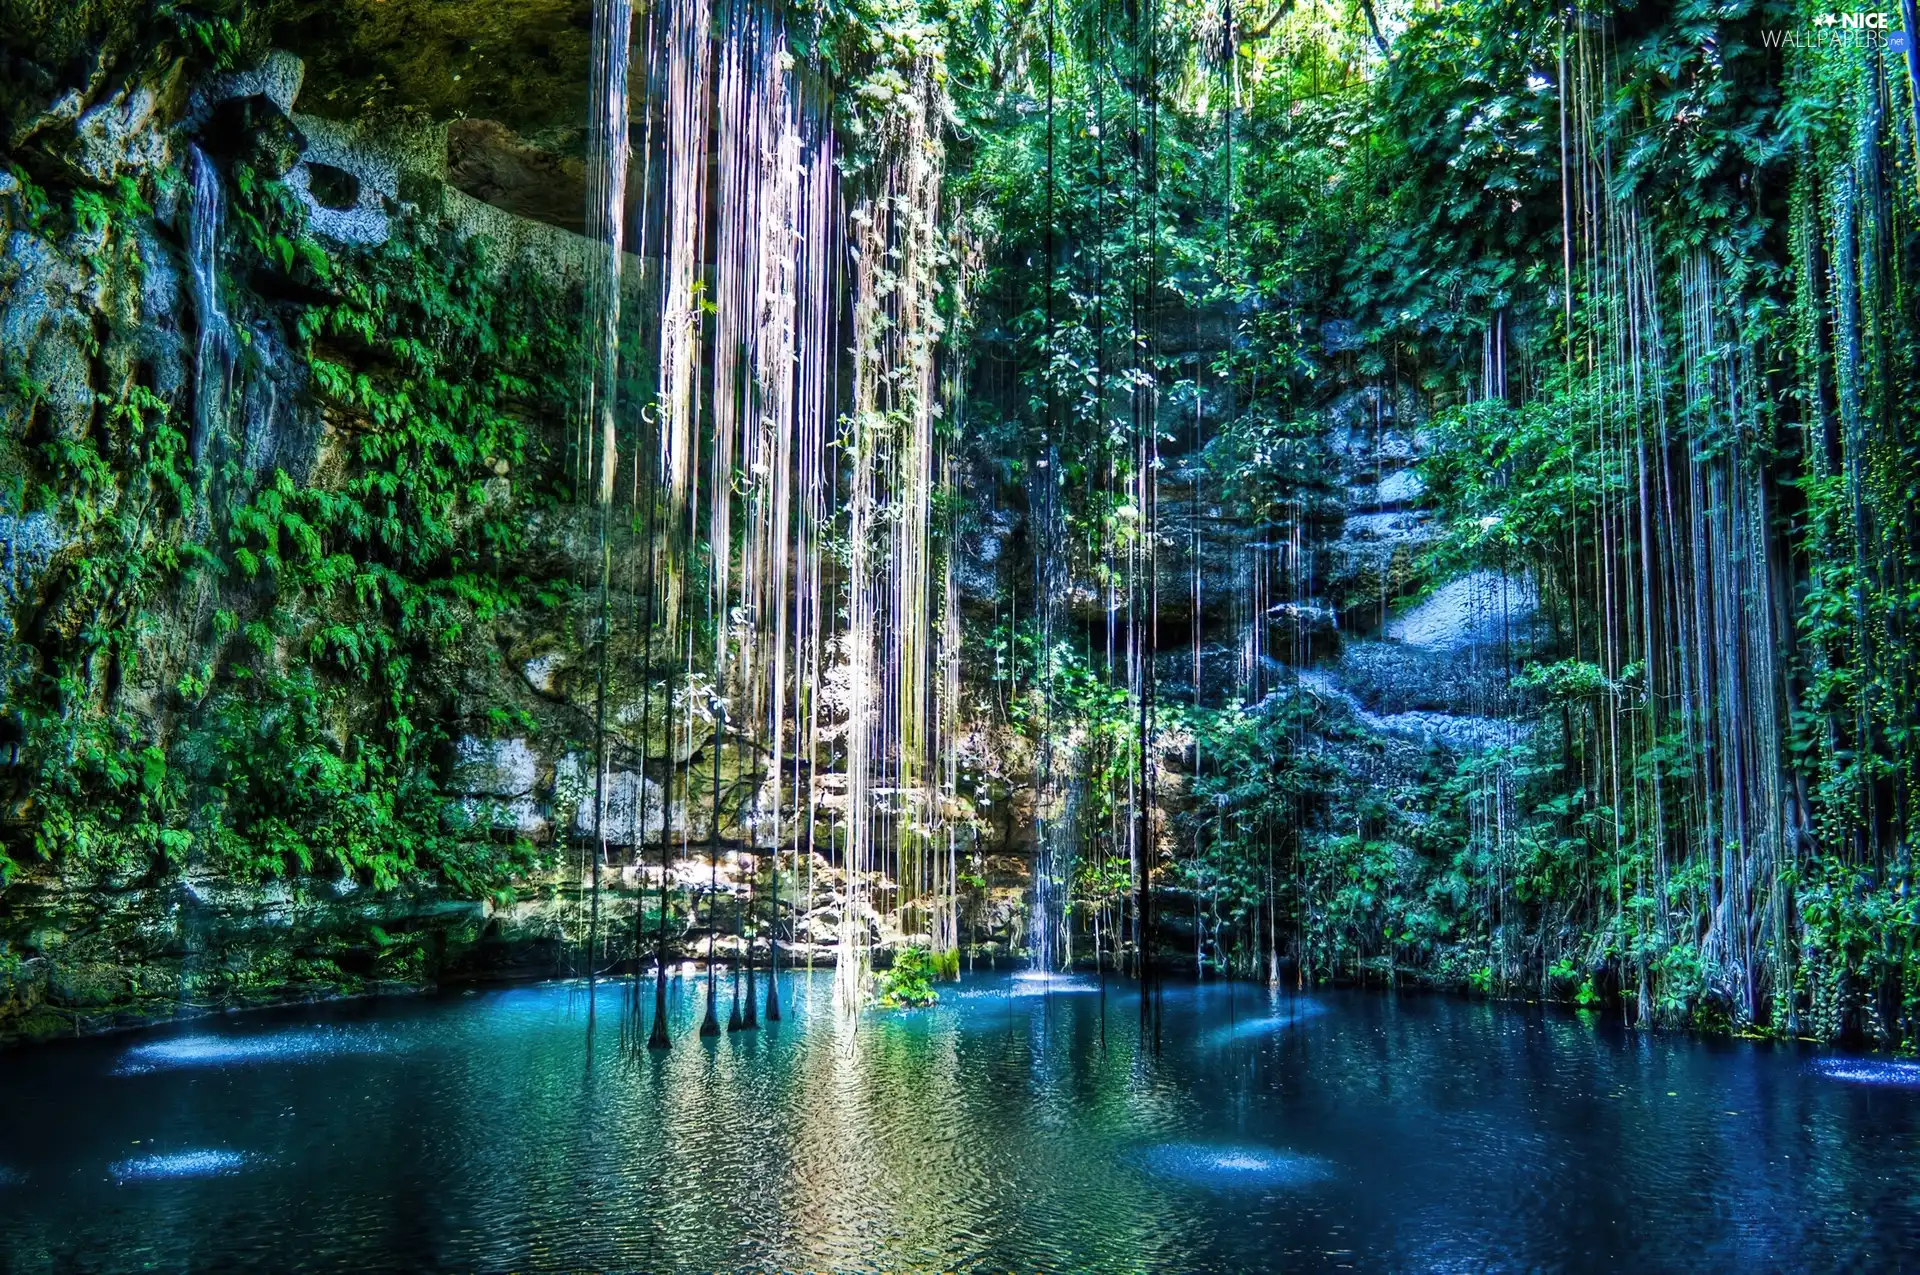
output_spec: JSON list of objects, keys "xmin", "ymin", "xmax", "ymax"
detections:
[
  {"xmin": 980, "ymin": 973, "xmax": 1101, "ymax": 996},
  {"xmin": 115, "ymin": 1027, "xmax": 387, "ymax": 1074},
  {"xmin": 1138, "ymin": 1142, "xmax": 1333, "ymax": 1191},
  {"xmin": 0, "ymin": 1165, "xmax": 24, "ymax": 1186},
  {"xmin": 1812, "ymin": 1058, "xmax": 1920, "ymax": 1087},
  {"xmin": 110, "ymin": 1150, "xmax": 251, "ymax": 1182},
  {"xmin": 1203, "ymin": 1002, "xmax": 1327, "ymax": 1048}
]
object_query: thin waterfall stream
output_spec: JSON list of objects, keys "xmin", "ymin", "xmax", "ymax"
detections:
[{"xmin": 4, "ymin": 0, "xmax": 1920, "ymax": 1267}]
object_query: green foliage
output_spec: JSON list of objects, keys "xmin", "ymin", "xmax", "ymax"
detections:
[
  {"xmin": 10, "ymin": 386, "xmax": 199, "ymax": 876},
  {"xmin": 795, "ymin": 0, "xmax": 947, "ymax": 158},
  {"xmin": 931, "ymin": 0, "xmax": 1920, "ymax": 1052},
  {"xmin": 154, "ymin": 1, "xmax": 247, "ymax": 69},
  {"xmin": 1512, "ymin": 659, "xmax": 1614, "ymax": 705},
  {"xmin": 1180, "ymin": 692, "xmax": 1345, "ymax": 972},
  {"xmin": 1800, "ymin": 858, "xmax": 1920, "ymax": 1049},
  {"xmin": 878, "ymin": 946, "xmax": 941, "ymax": 1008},
  {"xmin": 1349, "ymin": 0, "xmax": 1561, "ymax": 352},
  {"xmin": 987, "ymin": 621, "xmax": 1128, "ymax": 735},
  {"xmin": 3, "ymin": 152, "xmax": 572, "ymax": 892}
]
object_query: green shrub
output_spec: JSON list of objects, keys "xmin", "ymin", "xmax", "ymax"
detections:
[{"xmin": 878, "ymin": 946, "xmax": 939, "ymax": 1009}]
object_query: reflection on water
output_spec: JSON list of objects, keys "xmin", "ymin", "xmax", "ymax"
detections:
[
  {"xmin": 1137, "ymin": 1142, "xmax": 1333, "ymax": 1190},
  {"xmin": 1200, "ymin": 1002, "xmax": 1326, "ymax": 1048},
  {"xmin": 1, "ymin": 973, "xmax": 1917, "ymax": 1271},
  {"xmin": 1812, "ymin": 1057, "xmax": 1920, "ymax": 1087},
  {"xmin": 114, "ymin": 1028, "xmax": 389, "ymax": 1074},
  {"xmin": 962, "ymin": 971, "xmax": 1105, "ymax": 997},
  {"xmin": 110, "ymin": 1150, "xmax": 253, "ymax": 1182}
]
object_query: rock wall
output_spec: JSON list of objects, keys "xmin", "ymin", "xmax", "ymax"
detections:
[
  {"xmin": 0, "ymin": 22, "xmax": 1039, "ymax": 1047},
  {"xmin": 1312, "ymin": 391, "xmax": 1535, "ymax": 748},
  {"xmin": 0, "ymin": 837, "xmax": 1050, "ymax": 1046},
  {"xmin": 0, "ymin": 10, "xmax": 1526, "ymax": 1047}
]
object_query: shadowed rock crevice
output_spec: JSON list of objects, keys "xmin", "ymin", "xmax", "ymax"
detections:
[{"xmin": 446, "ymin": 117, "xmax": 587, "ymax": 232}]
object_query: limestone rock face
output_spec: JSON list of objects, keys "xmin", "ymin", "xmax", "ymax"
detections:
[
  {"xmin": 187, "ymin": 49, "xmax": 306, "ymax": 123},
  {"xmin": 0, "ymin": 850, "xmax": 903, "ymax": 1046},
  {"xmin": 445, "ymin": 738, "xmax": 550, "ymax": 841},
  {"xmin": 0, "ymin": 513, "xmax": 66, "ymax": 637},
  {"xmin": 1385, "ymin": 570, "xmax": 1537, "ymax": 653},
  {"xmin": 448, "ymin": 736, "xmax": 539, "ymax": 798},
  {"xmin": 557, "ymin": 757, "xmax": 667, "ymax": 847},
  {"xmin": 447, "ymin": 795, "xmax": 550, "ymax": 841},
  {"xmin": 66, "ymin": 78, "xmax": 175, "ymax": 183},
  {"xmin": 0, "ymin": 226, "xmax": 99, "ymax": 440},
  {"xmin": 522, "ymin": 652, "xmax": 562, "ymax": 696},
  {"xmin": 286, "ymin": 0, "xmax": 594, "ymax": 143},
  {"xmin": 1280, "ymin": 385, "xmax": 1535, "ymax": 761},
  {"xmin": 446, "ymin": 118, "xmax": 587, "ymax": 233},
  {"xmin": 123, "ymin": 222, "xmax": 188, "ymax": 399},
  {"xmin": 1373, "ymin": 467, "xmax": 1425, "ymax": 508},
  {"xmin": 1, "ymin": 48, "xmax": 191, "ymax": 445},
  {"xmin": 0, "ymin": 864, "xmax": 492, "ymax": 1045}
]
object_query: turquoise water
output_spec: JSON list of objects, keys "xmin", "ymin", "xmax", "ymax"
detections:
[{"xmin": 2, "ymin": 970, "xmax": 1917, "ymax": 1271}]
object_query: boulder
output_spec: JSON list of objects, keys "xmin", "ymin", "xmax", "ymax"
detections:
[
  {"xmin": 286, "ymin": 114, "xmax": 397, "ymax": 245},
  {"xmin": 188, "ymin": 49, "xmax": 306, "ymax": 124}
]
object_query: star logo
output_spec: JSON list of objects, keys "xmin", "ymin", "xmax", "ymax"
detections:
[{"xmin": 1814, "ymin": 12, "xmax": 1838, "ymax": 24}]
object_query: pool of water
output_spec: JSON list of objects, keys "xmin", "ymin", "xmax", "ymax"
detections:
[{"xmin": 2, "ymin": 970, "xmax": 1917, "ymax": 1271}]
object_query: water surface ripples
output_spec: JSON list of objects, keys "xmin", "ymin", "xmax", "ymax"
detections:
[{"xmin": 0, "ymin": 973, "xmax": 1916, "ymax": 1270}]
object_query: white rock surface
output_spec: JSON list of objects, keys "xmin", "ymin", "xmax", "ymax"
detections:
[
  {"xmin": 1386, "ymin": 570, "xmax": 1536, "ymax": 651},
  {"xmin": 448, "ymin": 737, "xmax": 538, "ymax": 797},
  {"xmin": 556, "ymin": 756, "xmax": 667, "ymax": 845}
]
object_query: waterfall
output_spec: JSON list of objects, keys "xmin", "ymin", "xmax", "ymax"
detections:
[
  {"xmin": 791, "ymin": 107, "xmax": 838, "ymax": 991},
  {"xmin": 839, "ymin": 64, "xmax": 947, "ymax": 1011},
  {"xmin": 654, "ymin": 0, "xmax": 714, "ymax": 640},
  {"xmin": 1030, "ymin": 427, "xmax": 1072, "ymax": 972},
  {"xmin": 932, "ymin": 435, "xmax": 965, "ymax": 974},
  {"xmin": 185, "ymin": 145, "xmax": 230, "ymax": 465},
  {"xmin": 550, "ymin": 0, "xmax": 954, "ymax": 1016},
  {"xmin": 580, "ymin": 0, "xmax": 633, "ymax": 977},
  {"xmin": 1032, "ymin": 747, "xmax": 1082, "ymax": 973}
]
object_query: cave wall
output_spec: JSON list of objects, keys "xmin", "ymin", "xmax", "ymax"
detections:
[{"xmin": 0, "ymin": 7, "xmax": 1063, "ymax": 1044}]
